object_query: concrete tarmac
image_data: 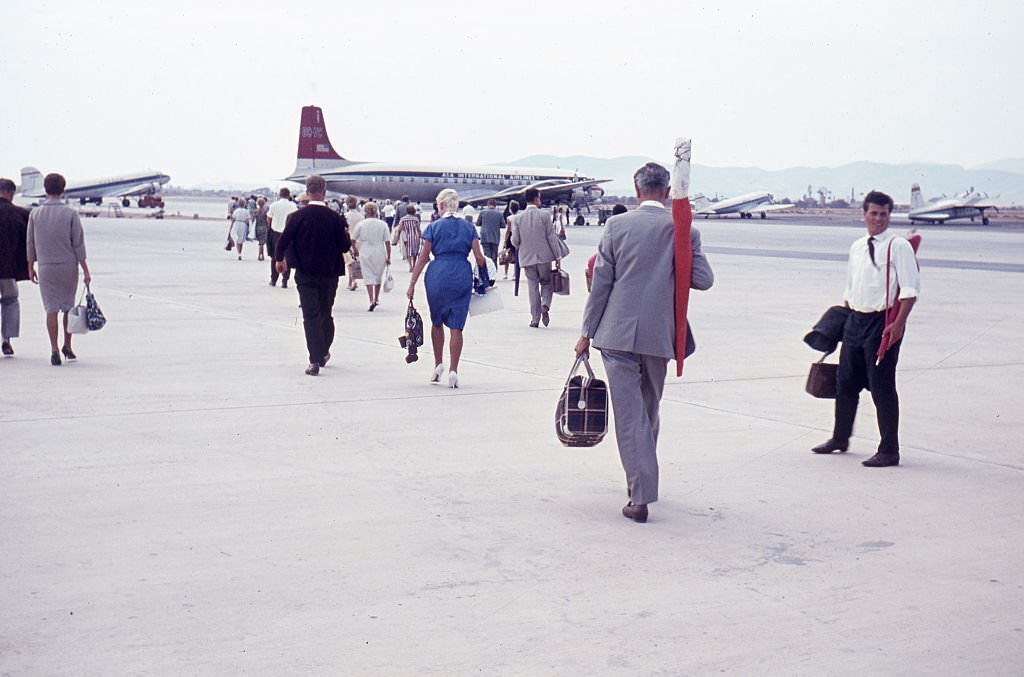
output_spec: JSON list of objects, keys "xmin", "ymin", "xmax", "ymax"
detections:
[{"xmin": 2, "ymin": 214, "xmax": 1022, "ymax": 676}]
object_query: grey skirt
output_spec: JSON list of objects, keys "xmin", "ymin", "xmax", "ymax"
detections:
[{"xmin": 37, "ymin": 262, "xmax": 79, "ymax": 313}]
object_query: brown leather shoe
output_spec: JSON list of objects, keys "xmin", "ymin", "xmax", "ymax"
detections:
[
  {"xmin": 622, "ymin": 502, "xmax": 648, "ymax": 523},
  {"xmin": 305, "ymin": 363, "xmax": 320, "ymax": 376},
  {"xmin": 862, "ymin": 452, "xmax": 900, "ymax": 467},
  {"xmin": 812, "ymin": 439, "xmax": 848, "ymax": 454}
]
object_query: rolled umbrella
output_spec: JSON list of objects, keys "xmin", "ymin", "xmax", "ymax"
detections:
[
  {"xmin": 876, "ymin": 232, "xmax": 921, "ymax": 365},
  {"xmin": 672, "ymin": 138, "xmax": 693, "ymax": 377}
]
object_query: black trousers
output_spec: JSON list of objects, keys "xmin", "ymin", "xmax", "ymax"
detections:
[
  {"xmin": 482, "ymin": 242, "xmax": 499, "ymax": 267},
  {"xmin": 832, "ymin": 311, "xmax": 902, "ymax": 454},
  {"xmin": 295, "ymin": 271, "xmax": 339, "ymax": 364},
  {"xmin": 268, "ymin": 230, "xmax": 290, "ymax": 285}
]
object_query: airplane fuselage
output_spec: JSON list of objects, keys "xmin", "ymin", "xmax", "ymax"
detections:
[
  {"xmin": 21, "ymin": 171, "xmax": 170, "ymax": 202},
  {"xmin": 288, "ymin": 162, "xmax": 600, "ymax": 207}
]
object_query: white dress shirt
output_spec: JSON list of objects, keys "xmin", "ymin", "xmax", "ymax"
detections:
[{"xmin": 843, "ymin": 230, "xmax": 920, "ymax": 312}]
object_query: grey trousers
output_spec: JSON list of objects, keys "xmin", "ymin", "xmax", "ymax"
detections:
[
  {"xmin": 600, "ymin": 349, "xmax": 669, "ymax": 505},
  {"xmin": 522, "ymin": 263, "xmax": 552, "ymax": 323},
  {"xmin": 0, "ymin": 279, "xmax": 19, "ymax": 340}
]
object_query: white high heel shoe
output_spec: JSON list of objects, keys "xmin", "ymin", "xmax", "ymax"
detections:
[
  {"xmin": 448, "ymin": 371, "xmax": 459, "ymax": 389},
  {"xmin": 430, "ymin": 363, "xmax": 445, "ymax": 383}
]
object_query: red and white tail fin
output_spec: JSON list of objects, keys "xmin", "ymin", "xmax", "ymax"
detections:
[{"xmin": 294, "ymin": 105, "xmax": 347, "ymax": 172}]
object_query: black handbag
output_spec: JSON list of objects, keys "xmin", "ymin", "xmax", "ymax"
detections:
[
  {"xmin": 398, "ymin": 301, "xmax": 424, "ymax": 363},
  {"xmin": 551, "ymin": 268, "xmax": 570, "ymax": 295},
  {"xmin": 556, "ymin": 355, "xmax": 608, "ymax": 447},
  {"xmin": 806, "ymin": 352, "xmax": 838, "ymax": 399},
  {"xmin": 84, "ymin": 284, "xmax": 107, "ymax": 331}
]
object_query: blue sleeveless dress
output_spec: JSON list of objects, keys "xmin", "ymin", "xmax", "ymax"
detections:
[{"xmin": 422, "ymin": 216, "xmax": 478, "ymax": 330}]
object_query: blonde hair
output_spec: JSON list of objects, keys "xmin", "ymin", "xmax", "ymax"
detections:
[
  {"xmin": 436, "ymin": 188, "xmax": 460, "ymax": 214},
  {"xmin": 363, "ymin": 202, "xmax": 379, "ymax": 218}
]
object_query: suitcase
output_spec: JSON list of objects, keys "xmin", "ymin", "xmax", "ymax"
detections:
[{"xmin": 555, "ymin": 355, "xmax": 608, "ymax": 447}]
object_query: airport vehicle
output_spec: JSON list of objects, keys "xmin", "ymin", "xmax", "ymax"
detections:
[
  {"xmin": 284, "ymin": 106, "xmax": 609, "ymax": 209},
  {"xmin": 907, "ymin": 183, "xmax": 997, "ymax": 225},
  {"xmin": 691, "ymin": 192, "xmax": 794, "ymax": 219},
  {"xmin": 136, "ymin": 194, "xmax": 165, "ymax": 208},
  {"xmin": 19, "ymin": 167, "xmax": 170, "ymax": 206}
]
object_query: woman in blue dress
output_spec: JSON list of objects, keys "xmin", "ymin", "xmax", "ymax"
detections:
[{"xmin": 407, "ymin": 189, "xmax": 488, "ymax": 388}]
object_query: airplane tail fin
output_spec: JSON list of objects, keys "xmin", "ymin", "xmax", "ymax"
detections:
[
  {"xmin": 910, "ymin": 183, "xmax": 925, "ymax": 211},
  {"xmin": 20, "ymin": 166, "xmax": 43, "ymax": 195},
  {"xmin": 690, "ymin": 193, "xmax": 711, "ymax": 210},
  {"xmin": 293, "ymin": 105, "xmax": 347, "ymax": 174}
]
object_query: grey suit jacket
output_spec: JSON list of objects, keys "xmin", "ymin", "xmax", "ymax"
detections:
[
  {"xmin": 581, "ymin": 204, "xmax": 713, "ymax": 360},
  {"xmin": 511, "ymin": 205, "xmax": 561, "ymax": 267}
]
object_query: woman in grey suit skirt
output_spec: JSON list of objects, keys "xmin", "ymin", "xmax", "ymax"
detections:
[{"xmin": 26, "ymin": 173, "xmax": 92, "ymax": 366}]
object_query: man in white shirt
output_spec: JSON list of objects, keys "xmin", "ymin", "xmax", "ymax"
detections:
[
  {"xmin": 812, "ymin": 190, "xmax": 920, "ymax": 467},
  {"xmin": 267, "ymin": 187, "xmax": 298, "ymax": 288}
]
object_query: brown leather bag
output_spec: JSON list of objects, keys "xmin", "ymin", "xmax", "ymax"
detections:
[{"xmin": 806, "ymin": 353, "xmax": 838, "ymax": 399}]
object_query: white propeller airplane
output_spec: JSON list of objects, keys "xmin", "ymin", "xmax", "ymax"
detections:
[
  {"xmin": 691, "ymin": 191, "xmax": 794, "ymax": 219},
  {"xmin": 906, "ymin": 183, "xmax": 997, "ymax": 225},
  {"xmin": 284, "ymin": 106, "xmax": 609, "ymax": 209},
  {"xmin": 19, "ymin": 167, "xmax": 170, "ymax": 207}
]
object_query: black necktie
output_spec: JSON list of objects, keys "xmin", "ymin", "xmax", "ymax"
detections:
[{"xmin": 868, "ymin": 236, "xmax": 876, "ymax": 266}]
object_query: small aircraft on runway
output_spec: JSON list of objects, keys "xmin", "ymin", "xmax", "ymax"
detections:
[
  {"xmin": 907, "ymin": 183, "xmax": 997, "ymax": 225},
  {"xmin": 691, "ymin": 191, "xmax": 794, "ymax": 219},
  {"xmin": 19, "ymin": 167, "xmax": 170, "ymax": 207}
]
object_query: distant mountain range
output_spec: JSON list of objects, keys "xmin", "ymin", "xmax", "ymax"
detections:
[{"xmin": 498, "ymin": 155, "xmax": 1024, "ymax": 206}]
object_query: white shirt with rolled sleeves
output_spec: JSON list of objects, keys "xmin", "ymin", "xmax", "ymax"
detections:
[{"xmin": 843, "ymin": 230, "xmax": 919, "ymax": 313}]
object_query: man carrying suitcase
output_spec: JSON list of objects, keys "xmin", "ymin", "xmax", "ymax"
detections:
[{"xmin": 574, "ymin": 152, "xmax": 713, "ymax": 523}]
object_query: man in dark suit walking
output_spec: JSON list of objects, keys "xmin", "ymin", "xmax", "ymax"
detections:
[{"xmin": 274, "ymin": 175, "xmax": 351, "ymax": 375}]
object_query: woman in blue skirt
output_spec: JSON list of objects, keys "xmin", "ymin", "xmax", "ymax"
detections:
[{"xmin": 407, "ymin": 189, "xmax": 488, "ymax": 388}]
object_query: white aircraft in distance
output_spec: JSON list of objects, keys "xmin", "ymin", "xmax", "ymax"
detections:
[
  {"xmin": 19, "ymin": 167, "xmax": 171, "ymax": 207},
  {"xmin": 691, "ymin": 192, "xmax": 794, "ymax": 219},
  {"xmin": 284, "ymin": 106, "xmax": 609, "ymax": 208},
  {"xmin": 907, "ymin": 183, "xmax": 998, "ymax": 225}
]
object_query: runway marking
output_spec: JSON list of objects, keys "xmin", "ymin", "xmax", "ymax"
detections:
[{"xmin": 704, "ymin": 245, "xmax": 1024, "ymax": 273}]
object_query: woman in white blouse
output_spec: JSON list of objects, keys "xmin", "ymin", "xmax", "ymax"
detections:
[{"xmin": 350, "ymin": 202, "xmax": 391, "ymax": 311}]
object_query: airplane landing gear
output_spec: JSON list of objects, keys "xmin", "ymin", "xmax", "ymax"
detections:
[
  {"xmin": 983, "ymin": 216, "xmax": 990, "ymax": 225},
  {"xmin": 122, "ymin": 198, "xmax": 130, "ymax": 208},
  {"xmin": 760, "ymin": 212, "xmax": 767, "ymax": 220}
]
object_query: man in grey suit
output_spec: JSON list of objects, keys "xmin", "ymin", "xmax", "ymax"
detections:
[
  {"xmin": 477, "ymin": 199, "xmax": 504, "ymax": 268},
  {"xmin": 575, "ymin": 161, "xmax": 713, "ymax": 523},
  {"xmin": 511, "ymin": 187, "xmax": 563, "ymax": 328}
]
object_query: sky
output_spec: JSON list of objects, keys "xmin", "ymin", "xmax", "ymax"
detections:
[{"xmin": 2, "ymin": 0, "xmax": 1021, "ymax": 188}]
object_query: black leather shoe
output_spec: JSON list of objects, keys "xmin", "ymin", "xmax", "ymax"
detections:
[
  {"xmin": 622, "ymin": 502, "xmax": 648, "ymax": 523},
  {"xmin": 541, "ymin": 305, "xmax": 550, "ymax": 327},
  {"xmin": 812, "ymin": 439, "xmax": 848, "ymax": 454},
  {"xmin": 50, "ymin": 350, "xmax": 61, "ymax": 366},
  {"xmin": 305, "ymin": 363, "xmax": 320, "ymax": 376},
  {"xmin": 61, "ymin": 346, "xmax": 77, "ymax": 361},
  {"xmin": 862, "ymin": 452, "xmax": 900, "ymax": 467},
  {"xmin": 319, "ymin": 353, "xmax": 330, "ymax": 368},
  {"xmin": 1, "ymin": 341, "xmax": 12, "ymax": 356},
  {"xmin": 528, "ymin": 321, "xmax": 539, "ymax": 328}
]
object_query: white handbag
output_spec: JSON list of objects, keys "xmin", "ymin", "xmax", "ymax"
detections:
[
  {"xmin": 382, "ymin": 266, "xmax": 395, "ymax": 293},
  {"xmin": 68, "ymin": 304, "xmax": 89, "ymax": 334}
]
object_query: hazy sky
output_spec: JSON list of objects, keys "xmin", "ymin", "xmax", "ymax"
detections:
[{"xmin": 2, "ymin": 0, "xmax": 1021, "ymax": 187}]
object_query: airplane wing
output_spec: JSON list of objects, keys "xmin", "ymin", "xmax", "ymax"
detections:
[
  {"xmin": 88, "ymin": 181, "xmax": 164, "ymax": 198},
  {"xmin": 754, "ymin": 203, "xmax": 795, "ymax": 213},
  {"xmin": 463, "ymin": 178, "xmax": 609, "ymax": 205}
]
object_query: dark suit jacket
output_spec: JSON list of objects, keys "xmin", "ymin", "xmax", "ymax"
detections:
[
  {"xmin": 275, "ymin": 204, "xmax": 351, "ymax": 276},
  {"xmin": 0, "ymin": 198, "xmax": 30, "ymax": 280},
  {"xmin": 804, "ymin": 305, "xmax": 851, "ymax": 353}
]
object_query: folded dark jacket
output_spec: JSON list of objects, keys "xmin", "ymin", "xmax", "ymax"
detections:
[{"xmin": 804, "ymin": 305, "xmax": 850, "ymax": 353}]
